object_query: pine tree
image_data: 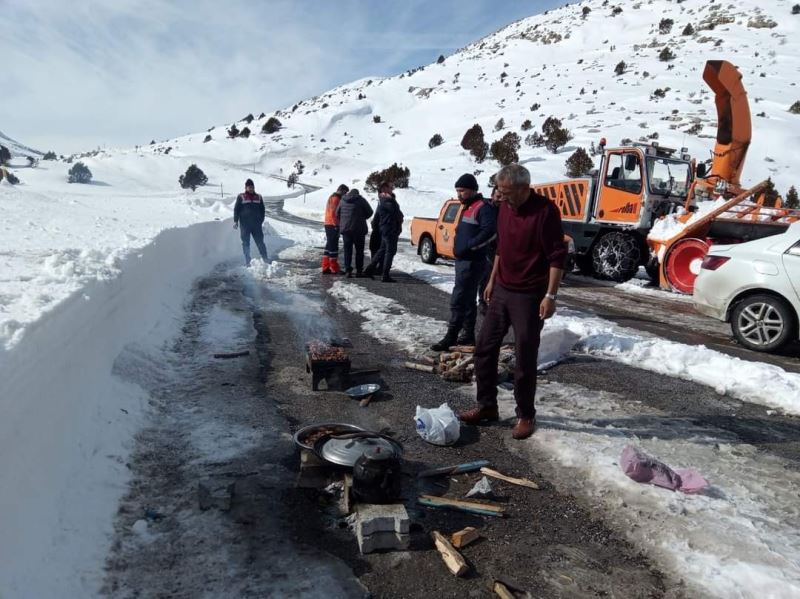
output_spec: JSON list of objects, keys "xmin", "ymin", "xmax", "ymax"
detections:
[
  {"xmin": 261, "ymin": 117, "xmax": 282, "ymax": 134},
  {"xmin": 67, "ymin": 162, "xmax": 92, "ymax": 184},
  {"xmin": 785, "ymin": 185, "xmax": 799, "ymax": 209},
  {"xmin": 565, "ymin": 148, "xmax": 594, "ymax": 177},
  {"xmin": 178, "ymin": 164, "xmax": 208, "ymax": 191}
]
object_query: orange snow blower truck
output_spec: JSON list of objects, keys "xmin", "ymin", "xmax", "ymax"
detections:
[{"xmin": 537, "ymin": 60, "xmax": 800, "ymax": 292}]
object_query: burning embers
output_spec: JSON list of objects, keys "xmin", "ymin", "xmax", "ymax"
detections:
[
  {"xmin": 306, "ymin": 340, "xmax": 349, "ymax": 363},
  {"xmin": 305, "ymin": 339, "xmax": 352, "ymax": 390}
]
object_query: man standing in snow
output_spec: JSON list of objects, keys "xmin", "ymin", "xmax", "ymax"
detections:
[
  {"xmin": 233, "ymin": 178, "xmax": 269, "ymax": 266},
  {"xmin": 363, "ymin": 182, "xmax": 403, "ymax": 282},
  {"xmin": 459, "ymin": 164, "xmax": 566, "ymax": 440},
  {"xmin": 322, "ymin": 184, "xmax": 349, "ymax": 274},
  {"xmin": 431, "ymin": 173, "xmax": 496, "ymax": 350},
  {"xmin": 336, "ymin": 188, "xmax": 374, "ymax": 277}
]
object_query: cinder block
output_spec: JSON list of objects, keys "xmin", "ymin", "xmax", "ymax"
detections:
[
  {"xmin": 355, "ymin": 503, "xmax": 410, "ymax": 537},
  {"xmin": 356, "ymin": 529, "xmax": 411, "ymax": 554}
]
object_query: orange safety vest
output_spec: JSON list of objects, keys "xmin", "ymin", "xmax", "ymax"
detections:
[{"xmin": 324, "ymin": 193, "xmax": 341, "ymax": 226}]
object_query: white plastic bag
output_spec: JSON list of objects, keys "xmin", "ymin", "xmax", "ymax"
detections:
[{"xmin": 414, "ymin": 403, "xmax": 460, "ymax": 446}]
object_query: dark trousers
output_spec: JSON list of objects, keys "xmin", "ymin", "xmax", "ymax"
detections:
[
  {"xmin": 342, "ymin": 232, "xmax": 366, "ymax": 272},
  {"xmin": 449, "ymin": 259, "xmax": 484, "ymax": 333},
  {"xmin": 240, "ymin": 222, "xmax": 268, "ymax": 265},
  {"xmin": 370, "ymin": 234, "xmax": 398, "ymax": 276},
  {"xmin": 474, "ymin": 284, "xmax": 544, "ymax": 419},
  {"xmin": 324, "ymin": 225, "xmax": 339, "ymax": 259},
  {"xmin": 477, "ymin": 248, "xmax": 496, "ymax": 306},
  {"xmin": 369, "ymin": 228, "xmax": 383, "ymax": 273}
]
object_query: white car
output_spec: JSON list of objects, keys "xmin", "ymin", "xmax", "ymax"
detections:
[{"xmin": 693, "ymin": 221, "xmax": 800, "ymax": 352}]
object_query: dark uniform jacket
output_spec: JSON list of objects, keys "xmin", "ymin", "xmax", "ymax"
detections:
[
  {"xmin": 233, "ymin": 191, "xmax": 265, "ymax": 226},
  {"xmin": 336, "ymin": 190, "xmax": 374, "ymax": 235},
  {"xmin": 374, "ymin": 193, "xmax": 404, "ymax": 239},
  {"xmin": 453, "ymin": 194, "xmax": 497, "ymax": 261}
]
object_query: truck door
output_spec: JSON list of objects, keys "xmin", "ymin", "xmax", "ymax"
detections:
[
  {"xmin": 437, "ymin": 201, "xmax": 462, "ymax": 258},
  {"xmin": 595, "ymin": 150, "xmax": 644, "ymax": 224}
]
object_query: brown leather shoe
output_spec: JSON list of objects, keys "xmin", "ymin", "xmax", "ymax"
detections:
[
  {"xmin": 511, "ymin": 417, "xmax": 536, "ymax": 440},
  {"xmin": 458, "ymin": 406, "xmax": 499, "ymax": 425}
]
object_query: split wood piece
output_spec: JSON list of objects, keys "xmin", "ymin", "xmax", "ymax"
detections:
[
  {"xmin": 480, "ymin": 467, "xmax": 540, "ymax": 490},
  {"xmin": 418, "ymin": 495, "xmax": 505, "ymax": 518},
  {"xmin": 448, "ymin": 345, "xmax": 475, "ymax": 353},
  {"xmin": 418, "ymin": 460, "xmax": 490, "ymax": 478},
  {"xmin": 404, "ymin": 361, "xmax": 435, "ymax": 373},
  {"xmin": 359, "ymin": 394, "xmax": 374, "ymax": 407},
  {"xmin": 421, "ymin": 356, "xmax": 437, "ymax": 365},
  {"xmin": 439, "ymin": 351, "xmax": 462, "ymax": 362},
  {"xmin": 493, "ymin": 581, "xmax": 516, "ymax": 599},
  {"xmin": 450, "ymin": 526, "xmax": 480, "ymax": 549},
  {"xmin": 431, "ymin": 531, "xmax": 469, "ymax": 576},
  {"xmin": 213, "ymin": 350, "xmax": 250, "ymax": 359},
  {"xmin": 342, "ymin": 473, "xmax": 353, "ymax": 514}
]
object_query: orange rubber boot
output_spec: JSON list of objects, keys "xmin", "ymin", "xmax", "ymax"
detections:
[
  {"xmin": 330, "ymin": 259, "xmax": 342, "ymax": 274},
  {"xmin": 322, "ymin": 257, "xmax": 332, "ymax": 274}
]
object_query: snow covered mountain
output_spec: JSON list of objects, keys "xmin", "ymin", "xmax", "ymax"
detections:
[{"xmin": 0, "ymin": 130, "xmax": 42, "ymax": 159}]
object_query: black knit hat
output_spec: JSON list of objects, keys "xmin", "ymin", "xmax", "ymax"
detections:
[
  {"xmin": 454, "ymin": 173, "xmax": 478, "ymax": 191},
  {"xmin": 337, "ymin": 184, "xmax": 349, "ymax": 194},
  {"xmin": 245, "ymin": 178, "xmax": 254, "ymax": 188}
]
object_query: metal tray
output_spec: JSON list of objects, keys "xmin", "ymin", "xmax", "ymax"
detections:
[{"xmin": 345, "ymin": 383, "xmax": 381, "ymax": 399}]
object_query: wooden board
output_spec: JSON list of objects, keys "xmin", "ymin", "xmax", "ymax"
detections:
[
  {"xmin": 431, "ymin": 531, "xmax": 469, "ymax": 576},
  {"xmin": 418, "ymin": 495, "xmax": 505, "ymax": 517},
  {"xmin": 480, "ymin": 467, "xmax": 540, "ymax": 490}
]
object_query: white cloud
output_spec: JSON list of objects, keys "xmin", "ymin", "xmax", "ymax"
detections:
[{"xmin": 2, "ymin": 0, "xmax": 558, "ymax": 154}]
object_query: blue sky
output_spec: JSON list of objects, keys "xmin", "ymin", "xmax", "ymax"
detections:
[{"xmin": 2, "ymin": 0, "xmax": 561, "ymax": 154}]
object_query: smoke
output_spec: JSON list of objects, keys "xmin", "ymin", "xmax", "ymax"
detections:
[{"xmin": 240, "ymin": 259, "xmax": 340, "ymax": 349}]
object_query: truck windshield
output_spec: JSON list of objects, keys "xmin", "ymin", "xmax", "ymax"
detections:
[{"xmin": 646, "ymin": 157, "xmax": 691, "ymax": 198}]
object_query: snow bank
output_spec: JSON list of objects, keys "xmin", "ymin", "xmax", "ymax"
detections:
[
  {"xmin": 550, "ymin": 309, "xmax": 800, "ymax": 415},
  {"xmin": 484, "ymin": 381, "xmax": 800, "ymax": 598},
  {"xmin": 0, "ymin": 220, "xmax": 238, "ymax": 598}
]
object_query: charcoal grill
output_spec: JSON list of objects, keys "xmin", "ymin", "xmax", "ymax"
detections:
[{"xmin": 305, "ymin": 340, "xmax": 351, "ymax": 391}]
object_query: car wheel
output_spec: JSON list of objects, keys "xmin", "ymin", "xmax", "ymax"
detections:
[
  {"xmin": 420, "ymin": 236, "xmax": 437, "ymax": 264},
  {"xmin": 731, "ymin": 294, "xmax": 796, "ymax": 352},
  {"xmin": 591, "ymin": 232, "xmax": 641, "ymax": 282}
]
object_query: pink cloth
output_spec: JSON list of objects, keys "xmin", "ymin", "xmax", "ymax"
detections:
[{"xmin": 621, "ymin": 445, "xmax": 708, "ymax": 494}]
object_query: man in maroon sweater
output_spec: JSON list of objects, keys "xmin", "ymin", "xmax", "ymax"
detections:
[{"xmin": 459, "ymin": 164, "xmax": 567, "ymax": 440}]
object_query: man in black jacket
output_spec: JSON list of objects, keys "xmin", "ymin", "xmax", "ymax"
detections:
[
  {"xmin": 233, "ymin": 178, "xmax": 269, "ymax": 266},
  {"xmin": 363, "ymin": 182, "xmax": 403, "ymax": 282},
  {"xmin": 431, "ymin": 173, "xmax": 497, "ymax": 350},
  {"xmin": 336, "ymin": 188, "xmax": 374, "ymax": 277}
]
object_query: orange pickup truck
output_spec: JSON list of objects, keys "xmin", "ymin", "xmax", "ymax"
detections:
[
  {"xmin": 410, "ymin": 199, "xmax": 462, "ymax": 264},
  {"xmin": 411, "ymin": 197, "xmax": 576, "ymax": 266}
]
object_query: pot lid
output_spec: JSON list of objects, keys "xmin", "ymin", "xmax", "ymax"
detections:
[{"xmin": 318, "ymin": 434, "xmax": 401, "ymax": 467}]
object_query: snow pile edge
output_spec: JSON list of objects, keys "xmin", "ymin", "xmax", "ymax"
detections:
[{"xmin": 0, "ymin": 220, "xmax": 238, "ymax": 598}]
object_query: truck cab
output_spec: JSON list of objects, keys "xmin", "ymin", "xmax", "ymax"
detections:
[
  {"xmin": 535, "ymin": 141, "xmax": 693, "ymax": 281},
  {"xmin": 410, "ymin": 199, "xmax": 463, "ymax": 263}
]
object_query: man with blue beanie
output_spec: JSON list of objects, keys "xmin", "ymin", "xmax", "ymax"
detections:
[{"xmin": 431, "ymin": 173, "xmax": 497, "ymax": 350}]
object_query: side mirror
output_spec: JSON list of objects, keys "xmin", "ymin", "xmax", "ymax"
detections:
[
  {"xmin": 624, "ymin": 154, "xmax": 638, "ymax": 171},
  {"xmin": 696, "ymin": 163, "xmax": 707, "ymax": 178}
]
